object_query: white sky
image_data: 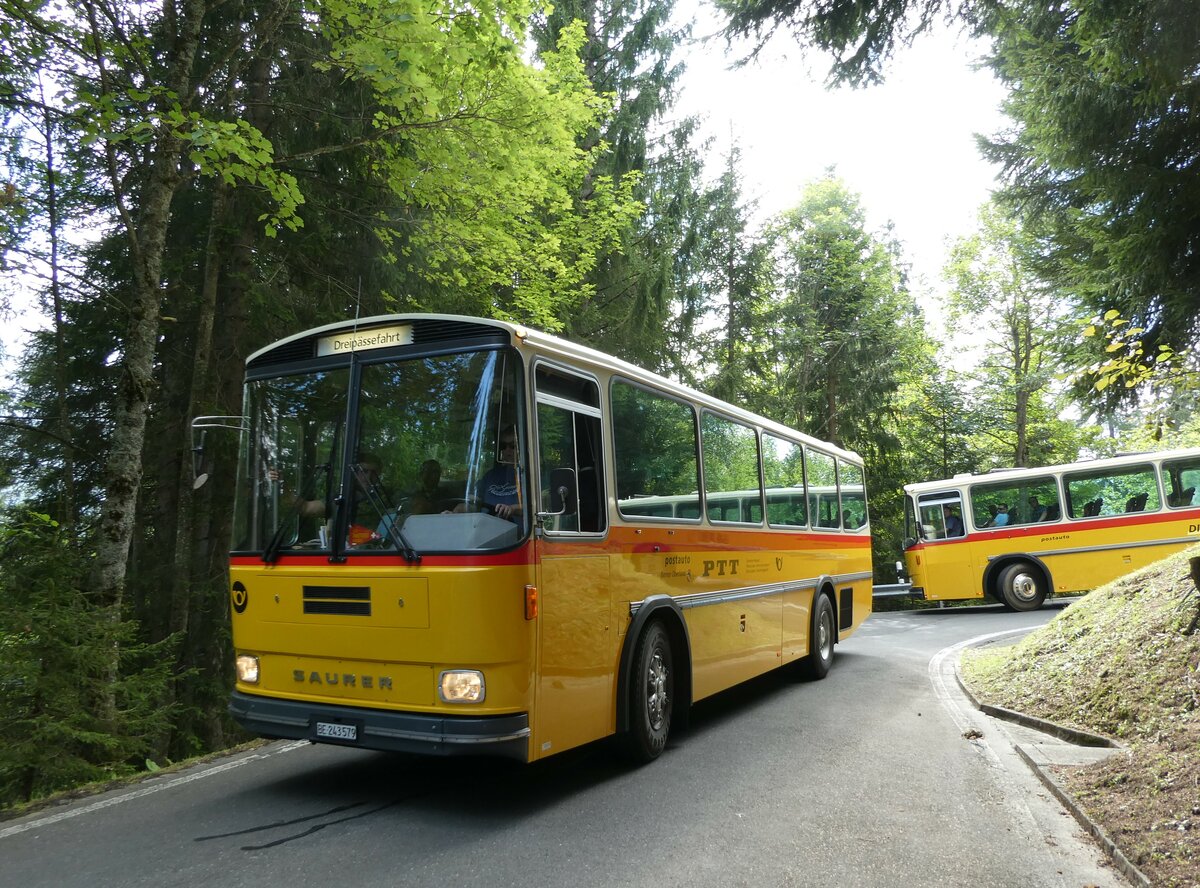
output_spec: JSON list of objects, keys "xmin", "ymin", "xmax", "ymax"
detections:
[{"xmin": 673, "ymin": 3, "xmax": 1010, "ymax": 301}]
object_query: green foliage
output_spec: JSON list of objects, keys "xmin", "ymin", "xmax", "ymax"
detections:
[
  {"xmin": 320, "ymin": 3, "xmax": 641, "ymax": 327},
  {"xmin": 716, "ymin": 0, "xmax": 977, "ymax": 85},
  {"xmin": 942, "ymin": 202, "xmax": 1088, "ymax": 468},
  {"xmin": 0, "ymin": 510, "xmax": 178, "ymax": 808},
  {"xmin": 714, "ymin": 0, "xmax": 1200, "ymax": 421},
  {"xmin": 532, "ymin": 0, "xmax": 697, "ymax": 367},
  {"xmin": 753, "ymin": 174, "xmax": 914, "ymax": 451},
  {"xmin": 1074, "ymin": 311, "xmax": 1199, "ymax": 444},
  {"xmin": 981, "ymin": 0, "xmax": 1200, "ymax": 401}
]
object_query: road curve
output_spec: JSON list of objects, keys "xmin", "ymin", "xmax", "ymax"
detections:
[{"xmin": 2, "ymin": 602, "xmax": 1131, "ymax": 887}]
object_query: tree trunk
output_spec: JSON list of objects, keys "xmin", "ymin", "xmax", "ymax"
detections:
[{"xmin": 87, "ymin": 1, "xmax": 208, "ymax": 723}]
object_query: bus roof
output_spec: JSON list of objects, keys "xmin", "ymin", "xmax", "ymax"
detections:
[
  {"xmin": 904, "ymin": 447, "xmax": 1200, "ymax": 496},
  {"xmin": 246, "ymin": 312, "xmax": 864, "ymax": 466}
]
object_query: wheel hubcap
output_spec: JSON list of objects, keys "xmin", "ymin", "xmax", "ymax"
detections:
[
  {"xmin": 818, "ymin": 611, "xmax": 832, "ymax": 659},
  {"xmin": 1011, "ymin": 572, "xmax": 1037, "ymax": 602},
  {"xmin": 646, "ymin": 649, "xmax": 668, "ymax": 731}
]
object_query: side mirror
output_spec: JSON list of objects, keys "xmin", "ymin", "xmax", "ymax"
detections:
[
  {"xmin": 902, "ymin": 537, "xmax": 917, "ymax": 551},
  {"xmin": 549, "ymin": 467, "xmax": 576, "ymax": 514},
  {"xmin": 538, "ymin": 467, "xmax": 577, "ymax": 522},
  {"xmin": 190, "ymin": 415, "xmax": 246, "ymax": 488}
]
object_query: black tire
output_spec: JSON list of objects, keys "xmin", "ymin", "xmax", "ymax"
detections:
[
  {"xmin": 997, "ymin": 561, "xmax": 1046, "ymax": 611},
  {"xmin": 800, "ymin": 592, "xmax": 836, "ymax": 680},
  {"xmin": 623, "ymin": 621, "xmax": 673, "ymax": 763}
]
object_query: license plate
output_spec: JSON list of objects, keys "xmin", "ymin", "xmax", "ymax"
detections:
[{"xmin": 315, "ymin": 721, "xmax": 358, "ymax": 741}]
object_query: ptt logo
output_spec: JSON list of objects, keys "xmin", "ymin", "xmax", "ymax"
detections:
[
  {"xmin": 702, "ymin": 559, "xmax": 740, "ymax": 577},
  {"xmin": 231, "ymin": 582, "xmax": 248, "ymax": 613}
]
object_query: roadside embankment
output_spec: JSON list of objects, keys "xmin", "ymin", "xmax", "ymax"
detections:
[{"xmin": 961, "ymin": 546, "xmax": 1200, "ymax": 888}]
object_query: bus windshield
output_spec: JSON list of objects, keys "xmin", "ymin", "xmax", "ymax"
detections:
[{"xmin": 233, "ymin": 348, "xmax": 526, "ymax": 555}]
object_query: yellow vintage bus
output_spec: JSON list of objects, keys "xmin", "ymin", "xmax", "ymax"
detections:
[
  {"xmin": 902, "ymin": 448, "xmax": 1200, "ymax": 610},
  {"xmin": 220, "ymin": 314, "xmax": 873, "ymax": 763}
]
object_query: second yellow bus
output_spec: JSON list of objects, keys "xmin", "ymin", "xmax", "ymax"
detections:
[{"xmin": 902, "ymin": 448, "xmax": 1200, "ymax": 609}]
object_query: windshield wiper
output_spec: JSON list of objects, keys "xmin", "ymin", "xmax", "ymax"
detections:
[
  {"xmin": 262, "ymin": 463, "xmax": 330, "ymax": 564},
  {"xmin": 352, "ymin": 462, "xmax": 421, "ymax": 564}
]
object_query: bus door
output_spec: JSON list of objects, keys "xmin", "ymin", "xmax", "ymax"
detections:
[
  {"xmin": 914, "ymin": 492, "xmax": 976, "ymax": 601},
  {"xmin": 531, "ymin": 365, "xmax": 612, "ymax": 757}
]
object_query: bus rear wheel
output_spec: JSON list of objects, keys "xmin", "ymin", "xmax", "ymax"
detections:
[
  {"xmin": 800, "ymin": 592, "xmax": 836, "ymax": 680},
  {"xmin": 624, "ymin": 621, "xmax": 673, "ymax": 763},
  {"xmin": 997, "ymin": 562, "xmax": 1046, "ymax": 611}
]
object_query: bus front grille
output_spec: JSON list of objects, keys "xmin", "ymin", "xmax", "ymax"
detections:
[{"xmin": 303, "ymin": 586, "xmax": 371, "ymax": 617}]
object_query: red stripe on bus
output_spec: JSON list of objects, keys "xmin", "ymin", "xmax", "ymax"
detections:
[
  {"xmin": 231, "ymin": 524, "xmax": 871, "ymax": 565},
  {"xmin": 230, "ymin": 545, "xmax": 537, "ymax": 568},
  {"xmin": 909, "ymin": 507, "xmax": 1200, "ymax": 549}
]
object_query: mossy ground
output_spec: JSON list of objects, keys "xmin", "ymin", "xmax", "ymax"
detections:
[{"xmin": 962, "ymin": 547, "xmax": 1200, "ymax": 888}]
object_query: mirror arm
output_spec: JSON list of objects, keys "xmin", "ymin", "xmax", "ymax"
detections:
[{"xmin": 536, "ymin": 486, "xmax": 572, "ymax": 525}]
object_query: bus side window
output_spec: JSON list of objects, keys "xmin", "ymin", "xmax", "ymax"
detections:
[
  {"xmin": 763, "ymin": 434, "xmax": 806, "ymax": 528},
  {"xmin": 1065, "ymin": 464, "xmax": 1158, "ymax": 519},
  {"xmin": 612, "ymin": 380, "xmax": 700, "ymax": 521},
  {"xmin": 702, "ymin": 412, "xmax": 762, "ymax": 526},
  {"xmin": 536, "ymin": 366, "xmax": 606, "ymax": 535},
  {"xmin": 1164, "ymin": 456, "xmax": 1200, "ymax": 508}
]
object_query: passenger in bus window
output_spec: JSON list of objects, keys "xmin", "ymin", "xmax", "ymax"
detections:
[
  {"xmin": 944, "ymin": 505, "xmax": 964, "ymax": 537},
  {"xmin": 408, "ymin": 459, "xmax": 445, "ymax": 515},
  {"xmin": 992, "ymin": 504, "xmax": 1010, "ymax": 526}
]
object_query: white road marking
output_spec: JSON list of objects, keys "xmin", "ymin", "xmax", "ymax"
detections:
[
  {"xmin": 928, "ymin": 627, "xmax": 1030, "ymax": 767},
  {"xmin": 0, "ymin": 741, "xmax": 308, "ymax": 840}
]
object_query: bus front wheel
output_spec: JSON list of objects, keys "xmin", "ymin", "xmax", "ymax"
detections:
[
  {"xmin": 997, "ymin": 562, "xmax": 1046, "ymax": 611},
  {"xmin": 624, "ymin": 621, "xmax": 673, "ymax": 763},
  {"xmin": 800, "ymin": 592, "xmax": 836, "ymax": 680}
]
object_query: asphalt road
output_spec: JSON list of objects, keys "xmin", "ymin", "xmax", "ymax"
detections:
[{"xmin": 1, "ymin": 601, "xmax": 1131, "ymax": 888}]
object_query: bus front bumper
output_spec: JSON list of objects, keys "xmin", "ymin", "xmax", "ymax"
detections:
[{"xmin": 229, "ymin": 691, "xmax": 531, "ymax": 761}]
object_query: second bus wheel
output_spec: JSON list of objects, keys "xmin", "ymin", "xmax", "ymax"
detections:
[
  {"xmin": 624, "ymin": 620, "xmax": 673, "ymax": 763},
  {"xmin": 997, "ymin": 561, "xmax": 1046, "ymax": 611}
]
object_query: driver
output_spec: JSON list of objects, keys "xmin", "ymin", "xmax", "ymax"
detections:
[{"xmin": 476, "ymin": 428, "xmax": 522, "ymax": 521}]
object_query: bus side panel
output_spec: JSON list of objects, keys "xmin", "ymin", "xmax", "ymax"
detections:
[
  {"xmin": 781, "ymin": 581, "xmax": 813, "ymax": 665},
  {"xmin": 687, "ymin": 591, "xmax": 783, "ymax": 701},
  {"xmin": 910, "ymin": 510, "xmax": 1200, "ymax": 602},
  {"xmin": 987, "ymin": 511, "xmax": 1200, "ymax": 594},
  {"xmin": 532, "ymin": 550, "xmax": 614, "ymax": 761},
  {"xmin": 613, "ymin": 531, "xmax": 870, "ymax": 703},
  {"xmin": 905, "ymin": 541, "xmax": 985, "ymax": 602}
]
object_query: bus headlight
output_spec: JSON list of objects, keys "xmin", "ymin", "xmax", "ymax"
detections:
[
  {"xmin": 439, "ymin": 670, "xmax": 485, "ymax": 703},
  {"xmin": 236, "ymin": 654, "xmax": 260, "ymax": 684}
]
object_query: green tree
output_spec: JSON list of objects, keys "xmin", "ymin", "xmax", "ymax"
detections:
[
  {"xmin": 697, "ymin": 141, "xmax": 769, "ymax": 404},
  {"xmin": 0, "ymin": 510, "xmax": 175, "ymax": 807},
  {"xmin": 531, "ymin": 0, "xmax": 702, "ymax": 367},
  {"xmin": 2, "ymin": 0, "xmax": 640, "ymax": 767},
  {"xmin": 715, "ymin": 0, "xmax": 1200, "ymax": 410},
  {"xmin": 754, "ymin": 175, "xmax": 913, "ymax": 448},
  {"xmin": 943, "ymin": 203, "xmax": 1072, "ymax": 467},
  {"xmin": 980, "ymin": 0, "xmax": 1200, "ymax": 396}
]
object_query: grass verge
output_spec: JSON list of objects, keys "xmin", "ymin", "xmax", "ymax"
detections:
[{"xmin": 961, "ymin": 546, "xmax": 1200, "ymax": 888}]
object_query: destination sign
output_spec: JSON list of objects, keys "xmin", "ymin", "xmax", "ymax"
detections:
[{"xmin": 317, "ymin": 324, "xmax": 412, "ymax": 356}]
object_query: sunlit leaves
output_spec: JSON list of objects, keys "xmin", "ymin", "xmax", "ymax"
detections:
[
  {"xmin": 319, "ymin": 3, "xmax": 640, "ymax": 326},
  {"xmin": 1077, "ymin": 311, "xmax": 1182, "ymax": 393}
]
